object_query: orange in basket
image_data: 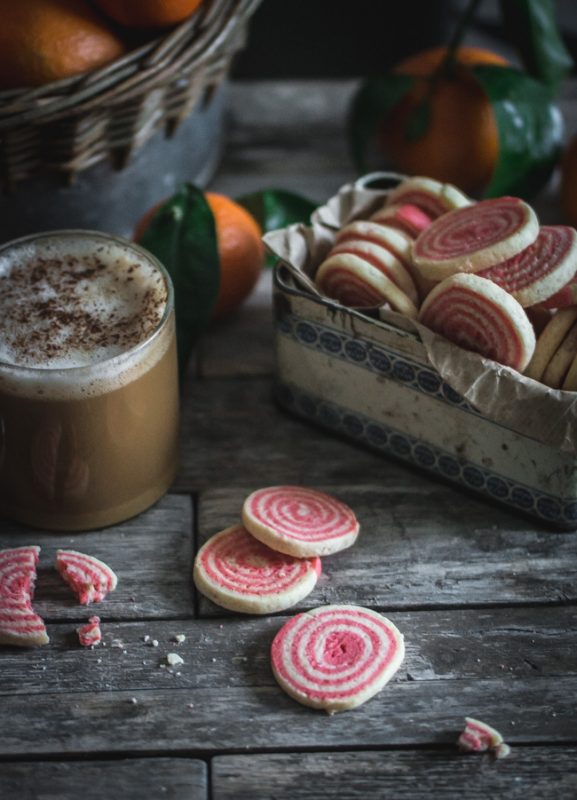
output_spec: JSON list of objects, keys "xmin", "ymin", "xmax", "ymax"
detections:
[
  {"xmin": 0, "ymin": 0, "xmax": 126, "ymax": 90},
  {"xmin": 94, "ymin": 0, "xmax": 205, "ymax": 28},
  {"xmin": 379, "ymin": 46, "xmax": 508, "ymax": 196},
  {"xmin": 135, "ymin": 192, "xmax": 265, "ymax": 320}
]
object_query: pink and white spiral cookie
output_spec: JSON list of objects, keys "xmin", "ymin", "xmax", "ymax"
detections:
[
  {"xmin": 271, "ymin": 604, "xmax": 405, "ymax": 713},
  {"xmin": 0, "ymin": 546, "xmax": 49, "ymax": 647},
  {"xmin": 55, "ymin": 550, "xmax": 118, "ymax": 605},
  {"xmin": 413, "ymin": 197, "xmax": 539, "ymax": 281},
  {"xmin": 478, "ymin": 226, "xmax": 577, "ymax": 308},
  {"xmin": 458, "ymin": 717, "xmax": 511, "ymax": 759},
  {"xmin": 242, "ymin": 486, "xmax": 359, "ymax": 558},
  {"xmin": 386, "ymin": 176, "xmax": 471, "ymax": 219},
  {"xmin": 77, "ymin": 616, "xmax": 102, "ymax": 647},
  {"xmin": 193, "ymin": 524, "xmax": 321, "ymax": 614},
  {"xmin": 315, "ymin": 254, "xmax": 419, "ymax": 317},
  {"xmin": 541, "ymin": 272, "xmax": 577, "ymax": 309},
  {"xmin": 335, "ymin": 221, "xmax": 414, "ymax": 272},
  {"xmin": 419, "ymin": 273, "xmax": 536, "ymax": 371},
  {"xmin": 370, "ymin": 202, "xmax": 434, "ymax": 239},
  {"xmin": 330, "ymin": 220, "xmax": 420, "ymax": 307}
]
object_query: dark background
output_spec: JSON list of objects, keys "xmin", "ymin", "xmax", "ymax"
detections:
[{"xmin": 232, "ymin": 0, "xmax": 577, "ymax": 78}]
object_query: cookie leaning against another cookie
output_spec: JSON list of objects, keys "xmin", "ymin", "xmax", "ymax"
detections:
[
  {"xmin": 271, "ymin": 604, "xmax": 405, "ymax": 713},
  {"xmin": 419, "ymin": 273, "xmax": 536, "ymax": 372},
  {"xmin": 413, "ymin": 197, "xmax": 539, "ymax": 281},
  {"xmin": 478, "ymin": 226, "xmax": 577, "ymax": 308},
  {"xmin": 242, "ymin": 486, "xmax": 359, "ymax": 558},
  {"xmin": 315, "ymin": 254, "xmax": 419, "ymax": 317},
  {"xmin": 193, "ymin": 525, "xmax": 321, "ymax": 615}
]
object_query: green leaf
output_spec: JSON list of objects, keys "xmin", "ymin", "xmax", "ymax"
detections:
[
  {"xmin": 348, "ymin": 74, "xmax": 414, "ymax": 173},
  {"xmin": 236, "ymin": 189, "xmax": 316, "ymax": 233},
  {"xmin": 404, "ymin": 97, "xmax": 432, "ymax": 142},
  {"xmin": 237, "ymin": 189, "xmax": 317, "ymax": 267},
  {"xmin": 472, "ymin": 64, "xmax": 563, "ymax": 198},
  {"xmin": 139, "ymin": 183, "xmax": 219, "ymax": 379},
  {"xmin": 498, "ymin": 0, "xmax": 573, "ymax": 91}
]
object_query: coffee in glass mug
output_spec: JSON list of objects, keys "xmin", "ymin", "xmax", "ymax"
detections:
[{"xmin": 0, "ymin": 230, "xmax": 179, "ymax": 531}]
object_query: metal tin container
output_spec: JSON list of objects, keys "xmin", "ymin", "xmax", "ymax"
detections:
[{"xmin": 273, "ymin": 249, "xmax": 577, "ymax": 530}]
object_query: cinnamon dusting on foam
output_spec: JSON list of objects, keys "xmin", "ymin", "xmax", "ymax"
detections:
[{"xmin": 0, "ymin": 239, "xmax": 168, "ymax": 369}]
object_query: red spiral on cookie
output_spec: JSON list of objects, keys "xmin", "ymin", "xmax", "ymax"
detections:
[
  {"xmin": 242, "ymin": 486, "xmax": 359, "ymax": 557},
  {"xmin": 419, "ymin": 273, "xmax": 536, "ymax": 371},
  {"xmin": 0, "ymin": 546, "xmax": 39, "ymax": 596},
  {"xmin": 413, "ymin": 197, "xmax": 539, "ymax": 280},
  {"xmin": 194, "ymin": 525, "xmax": 321, "ymax": 614},
  {"xmin": 271, "ymin": 604, "xmax": 405, "ymax": 712},
  {"xmin": 56, "ymin": 550, "xmax": 118, "ymax": 605},
  {"xmin": 0, "ymin": 546, "xmax": 48, "ymax": 647},
  {"xmin": 479, "ymin": 226, "xmax": 577, "ymax": 307}
]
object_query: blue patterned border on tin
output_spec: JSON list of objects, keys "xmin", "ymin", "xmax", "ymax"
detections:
[
  {"xmin": 275, "ymin": 380, "xmax": 577, "ymax": 528},
  {"xmin": 277, "ymin": 313, "xmax": 478, "ymax": 414}
]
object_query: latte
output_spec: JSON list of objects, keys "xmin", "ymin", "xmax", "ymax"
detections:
[{"xmin": 0, "ymin": 231, "xmax": 179, "ymax": 531}]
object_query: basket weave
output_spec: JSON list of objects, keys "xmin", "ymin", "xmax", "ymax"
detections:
[{"xmin": 0, "ymin": 0, "xmax": 261, "ymax": 188}]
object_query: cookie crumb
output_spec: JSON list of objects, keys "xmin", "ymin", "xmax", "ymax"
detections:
[
  {"xmin": 458, "ymin": 717, "xmax": 510, "ymax": 759},
  {"xmin": 167, "ymin": 653, "xmax": 184, "ymax": 667}
]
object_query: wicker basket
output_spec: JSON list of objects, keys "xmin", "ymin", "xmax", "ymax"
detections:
[{"xmin": 0, "ymin": 0, "xmax": 261, "ymax": 189}]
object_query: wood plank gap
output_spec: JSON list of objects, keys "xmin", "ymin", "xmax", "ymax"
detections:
[
  {"xmin": 2, "ymin": 738, "xmax": 575, "ymax": 763},
  {"xmin": 207, "ymin": 756, "xmax": 215, "ymax": 800},
  {"xmin": 197, "ymin": 599, "xmax": 577, "ymax": 619},
  {"xmin": 0, "ymin": 752, "xmax": 213, "ymax": 765}
]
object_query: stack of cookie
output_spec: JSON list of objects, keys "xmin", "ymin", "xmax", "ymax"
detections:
[
  {"xmin": 314, "ymin": 176, "xmax": 577, "ymax": 387},
  {"xmin": 193, "ymin": 485, "xmax": 359, "ymax": 615},
  {"xmin": 194, "ymin": 487, "xmax": 406, "ymax": 714}
]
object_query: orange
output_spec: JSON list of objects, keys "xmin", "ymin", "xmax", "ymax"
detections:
[
  {"xmin": 0, "ymin": 0, "xmax": 125, "ymax": 90},
  {"xmin": 94, "ymin": 0, "xmax": 205, "ymax": 28},
  {"xmin": 135, "ymin": 192, "xmax": 265, "ymax": 320},
  {"xmin": 560, "ymin": 134, "xmax": 577, "ymax": 228},
  {"xmin": 380, "ymin": 46, "xmax": 508, "ymax": 196}
]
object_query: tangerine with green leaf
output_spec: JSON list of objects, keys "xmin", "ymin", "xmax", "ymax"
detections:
[
  {"xmin": 379, "ymin": 46, "xmax": 509, "ymax": 195},
  {"xmin": 135, "ymin": 192, "xmax": 265, "ymax": 320}
]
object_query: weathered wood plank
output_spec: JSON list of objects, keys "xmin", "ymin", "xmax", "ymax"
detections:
[
  {"xmin": 0, "ymin": 676, "xmax": 574, "ymax": 757},
  {"xmin": 196, "ymin": 486, "xmax": 577, "ymax": 611},
  {"xmin": 212, "ymin": 748, "xmax": 577, "ymax": 800},
  {"xmin": 0, "ymin": 609, "xmax": 575, "ymax": 755},
  {"xmin": 0, "ymin": 494, "xmax": 194, "ymax": 620},
  {"xmin": 213, "ymin": 81, "xmax": 357, "ymax": 204},
  {"xmin": 1, "ymin": 607, "xmax": 575, "ymax": 696},
  {"xmin": 0, "ymin": 758, "xmax": 207, "ymax": 800}
]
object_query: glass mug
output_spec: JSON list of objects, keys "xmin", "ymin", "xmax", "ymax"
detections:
[{"xmin": 0, "ymin": 231, "xmax": 179, "ymax": 531}]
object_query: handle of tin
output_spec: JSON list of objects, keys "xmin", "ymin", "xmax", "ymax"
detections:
[{"xmin": 353, "ymin": 172, "xmax": 406, "ymax": 192}]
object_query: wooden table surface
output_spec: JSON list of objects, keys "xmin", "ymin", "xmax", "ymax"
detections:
[{"xmin": 1, "ymin": 80, "xmax": 577, "ymax": 800}]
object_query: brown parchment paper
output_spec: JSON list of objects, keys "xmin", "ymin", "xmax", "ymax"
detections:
[{"xmin": 264, "ymin": 179, "xmax": 577, "ymax": 455}]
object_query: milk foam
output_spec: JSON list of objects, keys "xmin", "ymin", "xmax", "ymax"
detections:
[{"xmin": 0, "ymin": 233, "xmax": 172, "ymax": 399}]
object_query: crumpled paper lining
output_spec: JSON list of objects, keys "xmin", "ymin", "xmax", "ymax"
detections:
[{"xmin": 264, "ymin": 180, "xmax": 577, "ymax": 455}]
